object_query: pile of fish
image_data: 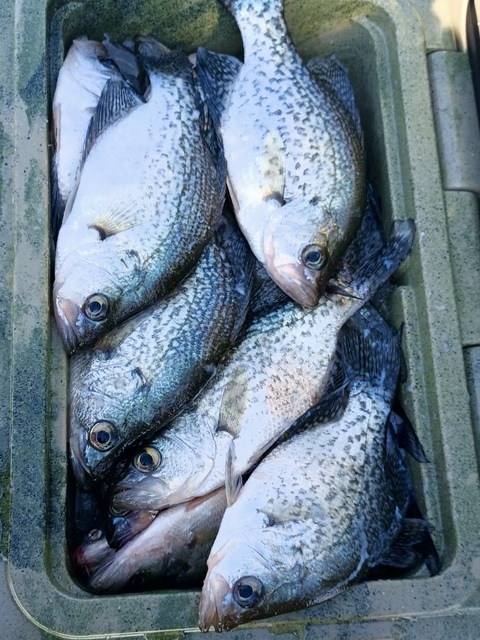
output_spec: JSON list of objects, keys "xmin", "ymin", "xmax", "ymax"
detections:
[{"xmin": 51, "ymin": 0, "xmax": 440, "ymax": 632}]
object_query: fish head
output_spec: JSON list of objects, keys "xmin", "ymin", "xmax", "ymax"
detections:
[
  {"xmin": 68, "ymin": 351, "xmax": 149, "ymax": 488},
  {"xmin": 262, "ymin": 199, "xmax": 363, "ymax": 308},
  {"xmin": 54, "ymin": 225, "xmax": 146, "ymax": 352},
  {"xmin": 199, "ymin": 509, "xmax": 347, "ymax": 631},
  {"xmin": 111, "ymin": 432, "xmax": 214, "ymax": 511},
  {"xmin": 199, "ymin": 535, "xmax": 287, "ymax": 632}
]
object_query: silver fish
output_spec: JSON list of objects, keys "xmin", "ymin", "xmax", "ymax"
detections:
[
  {"xmin": 196, "ymin": 0, "xmax": 365, "ymax": 308},
  {"xmin": 53, "ymin": 37, "xmax": 225, "ymax": 352},
  {"xmin": 69, "ymin": 216, "xmax": 253, "ymax": 488},
  {"xmin": 51, "ymin": 36, "xmax": 120, "ymax": 241},
  {"xmin": 111, "ymin": 220, "xmax": 414, "ymax": 512},
  {"xmin": 198, "ymin": 322, "xmax": 430, "ymax": 631},
  {"xmin": 89, "ymin": 488, "xmax": 227, "ymax": 593}
]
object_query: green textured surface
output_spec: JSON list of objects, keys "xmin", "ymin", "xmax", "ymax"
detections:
[
  {"xmin": 444, "ymin": 190, "xmax": 480, "ymax": 346},
  {"xmin": 2, "ymin": 0, "xmax": 480, "ymax": 637},
  {"xmin": 428, "ymin": 51, "xmax": 480, "ymax": 193}
]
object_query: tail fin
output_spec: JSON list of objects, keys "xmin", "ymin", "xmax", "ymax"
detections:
[
  {"xmin": 332, "ymin": 219, "xmax": 415, "ymax": 302},
  {"xmin": 338, "ymin": 323, "xmax": 402, "ymax": 404}
]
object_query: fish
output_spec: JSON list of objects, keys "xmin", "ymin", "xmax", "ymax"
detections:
[
  {"xmin": 53, "ymin": 36, "xmax": 226, "ymax": 353},
  {"xmin": 111, "ymin": 219, "xmax": 414, "ymax": 512},
  {"xmin": 51, "ymin": 36, "xmax": 122, "ymax": 242},
  {"xmin": 198, "ymin": 320, "xmax": 436, "ymax": 631},
  {"xmin": 89, "ymin": 488, "xmax": 227, "ymax": 593},
  {"xmin": 69, "ymin": 214, "xmax": 254, "ymax": 488},
  {"xmin": 195, "ymin": 0, "xmax": 365, "ymax": 308}
]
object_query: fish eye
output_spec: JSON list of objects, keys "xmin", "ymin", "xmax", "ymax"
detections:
[
  {"xmin": 84, "ymin": 293, "xmax": 109, "ymax": 322},
  {"xmin": 89, "ymin": 421, "xmax": 116, "ymax": 451},
  {"xmin": 233, "ymin": 576, "xmax": 264, "ymax": 608},
  {"xmin": 301, "ymin": 244, "xmax": 328, "ymax": 271},
  {"xmin": 133, "ymin": 447, "xmax": 162, "ymax": 473}
]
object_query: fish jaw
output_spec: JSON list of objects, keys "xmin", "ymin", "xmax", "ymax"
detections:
[
  {"xmin": 54, "ymin": 295, "xmax": 82, "ymax": 353},
  {"xmin": 68, "ymin": 427, "xmax": 93, "ymax": 491},
  {"xmin": 199, "ymin": 572, "xmax": 236, "ymax": 632},
  {"xmin": 111, "ymin": 475, "xmax": 173, "ymax": 511}
]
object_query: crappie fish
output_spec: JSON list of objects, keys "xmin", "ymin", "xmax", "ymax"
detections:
[
  {"xmin": 69, "ymin": 216, "xmax": 253, "ymax": 488},
  {"xmin": 90, "ymin": 488, "xmax": 227, "ymax": 593},
  {"xmin": 198, "ymin": 322, "xmax": 434, "ymax": 631},
  {"xmin": 111, "ymin": 220, "xmax": 414, "ymax": 512},
  {"xmin": 54, "ymin": 37, "xmax": 225, "ymax": 352},
  {"xmin": 51, "ymin": 37, "xmax": 121, "ymax": 241},
  {"xmin": 196, "ymin": 0, "xmax": 365, "ymax": 308}
]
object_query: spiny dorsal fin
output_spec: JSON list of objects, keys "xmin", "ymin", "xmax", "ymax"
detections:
[
  {"xmin": 307, "ymin": 54, "xmax": 363, "ymax": 141},
  {"xmin": 83, "ymin": 75, "xmax": 144, "ymax": 159},
  {"xmin": 195, "ymin": 47, "xmax": 242, "ymax": 131}
]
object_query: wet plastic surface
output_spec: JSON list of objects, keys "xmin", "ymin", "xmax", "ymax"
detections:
[{"xmin": 2, "ymin": 0, "xmax": 480, "ymax": 638}]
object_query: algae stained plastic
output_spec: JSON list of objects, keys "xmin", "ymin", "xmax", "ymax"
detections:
[{"xmin": 2, "ymin": 0, "xmax": 480, "ymax": 637}]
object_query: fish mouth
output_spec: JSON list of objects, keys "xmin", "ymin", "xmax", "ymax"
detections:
[
  {"xmin": 112, "ymin": 477, "xmax": 171, "ymax": 512},
  {"xmin": 198, "ymin": 572, "xmax": 233, "ymax": 632},
  {"xmin": 69, "ymin": 432, "xmax": 93, "ymax": 491},
  {"xmin": 54, "ymin": 295, "xmax": 82, "ymax": 354},
  {"xmin": 264, "ymin": 260, "xmax": 324, "ymax": 308}
]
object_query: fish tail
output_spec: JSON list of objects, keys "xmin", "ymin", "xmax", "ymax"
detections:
[
  {"xmin": 89, "ymin": 549, "xmax": 132, "ymax": 593},
  {"xmin": 339, "ymin": 322, "xmax": 402, "ymax": 401},
  {"xmin": 135, "ymin": 36, "xmax": 191, "ymax": 77},
  {"xmin": 375, "ymin": 494, "xmax": 441, "ymax": 577},
  {"xmin": 333, "ymin": 219, "xmax": 415, "ymax": 304}
]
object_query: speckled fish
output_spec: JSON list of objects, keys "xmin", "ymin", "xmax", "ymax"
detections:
[
  {"xmin": 51, "ymin": 36, "xmax": 123, "ymax": 241},
  {"xmin": 198, "ymin": 322, "xmax": 435, "ymax": 631},
  {"xmin": 54, "ymin": 36, "xmax": 226, "ymax": 353},
  {"xmin": 89, "ymin": 488, "xmax": 227, "ymax": 593},
  {"xmin": 111, "ymin": 220, "xmax": 414, "ymax": 512},
  {"xmin": 195, "ymin": 0, "xmax": 365, "ymax": 308},
  {"xmin": 69, "ymin": 215, "xmax": 253, "ymax": 489}
]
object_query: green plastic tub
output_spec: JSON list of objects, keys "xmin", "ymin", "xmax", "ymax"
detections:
[{"xmin": 2, "ymin": 0, "xmax": 480, "ymax": 637}]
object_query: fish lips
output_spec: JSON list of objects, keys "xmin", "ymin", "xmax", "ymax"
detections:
[
  {"xmin": 198, "ymin": 572, "xmax": 234, "ymax": 632},
  {"xmin": 262, "ymin": 235, "xmax": 329, "ymax": 308},
  {"xmin": 111, "ymin": 476, "xmax": 171, "ymax": 511}
]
